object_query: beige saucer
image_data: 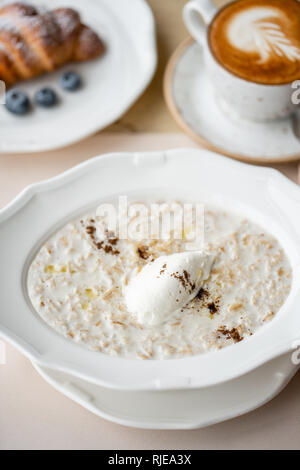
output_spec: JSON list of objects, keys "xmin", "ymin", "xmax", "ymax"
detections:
[{"xmin": 164, "ymin": 37, "xmax": 300, "ymax": 164}]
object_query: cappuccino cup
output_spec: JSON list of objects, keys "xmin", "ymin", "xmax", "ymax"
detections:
[{"xmin": 183, "ymin": 0, "xmax": 300, "ymax": 121}]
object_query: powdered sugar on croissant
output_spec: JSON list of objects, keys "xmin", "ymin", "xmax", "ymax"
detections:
[{"xmin": 0, "ymin": 2, "xmax": 105, "ymax": 86}]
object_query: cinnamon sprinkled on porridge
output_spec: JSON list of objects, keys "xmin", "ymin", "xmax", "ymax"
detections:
[{"xmin": 27, "ymin": 203, "xmax": 292, "ymax": 360}]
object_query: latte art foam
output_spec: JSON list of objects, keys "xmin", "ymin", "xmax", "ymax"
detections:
[
  {"xmin": 209, "ymin": 0, "xmax": 300, "ymax": 84},
  {"xmin": 227, "ymin": 7, "xmax": 300, "ymax": 63}
]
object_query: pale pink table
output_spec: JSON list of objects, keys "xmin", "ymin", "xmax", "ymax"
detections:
[{"xmin": 0, "ymin": 133, "xmax": 300, "ymax": 450}]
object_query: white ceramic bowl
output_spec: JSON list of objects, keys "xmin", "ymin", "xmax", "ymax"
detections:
[{"xmin": 0, "ymin": 148, "xmax": 300, "ymax": 391}]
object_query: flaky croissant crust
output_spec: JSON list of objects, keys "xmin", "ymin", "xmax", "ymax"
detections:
[{"xmin": 0, "ymin": 2, "xmax": 105, "ymax": 86}]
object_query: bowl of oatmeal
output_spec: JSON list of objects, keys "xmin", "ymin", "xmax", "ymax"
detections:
[{"xmin": 0, "ymin": 149, "xmax": 299, "ymax": 390}]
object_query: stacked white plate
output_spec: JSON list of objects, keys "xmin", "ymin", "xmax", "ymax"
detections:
[{"xmin": 33, "ymin": 354, "xmax": 298, "ymax": 430}]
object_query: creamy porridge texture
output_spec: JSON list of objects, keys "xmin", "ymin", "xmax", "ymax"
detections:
[{"xmin": 27, "ymin": 203, "xmax": 292, "ymax": 360}]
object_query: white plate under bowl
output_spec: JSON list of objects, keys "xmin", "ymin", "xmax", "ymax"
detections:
[
  {"xmin": 1, "ymin": 148, "xmax": 300, "ymax": 391},
  {"xmin": 164, "ymin": 38, "xmax": 300, "ymax": 163},
  {"xmin": 0, "ymin": 0, "xmax": 156, "ymax": 153},
  {"xmin": 33, "ymin": 354, "xmax": 298, "ymax": 430}
]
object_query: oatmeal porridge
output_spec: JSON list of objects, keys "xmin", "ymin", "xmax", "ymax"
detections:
[{"xmin": 27, "ymin": 202, "xmax": 292, "ymax": 360}]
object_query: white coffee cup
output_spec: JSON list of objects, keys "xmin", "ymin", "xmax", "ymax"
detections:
[{"xmin": 183, "ymin": 0, "xmax": 298, "ymax": 121}]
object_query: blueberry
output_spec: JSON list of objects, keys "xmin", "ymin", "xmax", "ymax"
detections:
[
  {"xmin": 60, "ymin": 71, "xmax": 82, "ymax": 91},
  {"xmin": 5, "ymin": 89, "xmax": 30, "ymax": 115},
  {"xmin": 35, "ymin": 87, "xmax": 57, "ymax": 108}
]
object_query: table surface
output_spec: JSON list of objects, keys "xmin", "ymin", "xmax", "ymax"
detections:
[{"xmin": 1, "ymin": 0, "xmax": 300, "ymax": 451}]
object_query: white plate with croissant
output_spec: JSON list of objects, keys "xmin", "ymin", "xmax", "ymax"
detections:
[{"xmin": 0, "ymin": 0, "xmax": 157, "ymax": 153}]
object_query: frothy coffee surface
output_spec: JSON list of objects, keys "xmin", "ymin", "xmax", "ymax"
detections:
[{"xmin": 209, "ymin": 0, "xmax": 300, "ymax": 84}]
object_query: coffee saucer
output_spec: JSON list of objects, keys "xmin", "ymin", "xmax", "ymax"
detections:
[
  {"xmin": 33, "ymin": 353, "xmax": 298, "ymax": 430},
  {"xmin": 164, "ymin": 37, "xmax": 300, "ymax": 163}
]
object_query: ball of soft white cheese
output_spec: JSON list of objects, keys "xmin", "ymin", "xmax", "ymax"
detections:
[{"xmin": 125, "ymin": 251, "xmax": 214, "ymax": 327}]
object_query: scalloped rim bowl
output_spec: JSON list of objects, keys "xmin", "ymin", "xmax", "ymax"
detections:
[{"xmin": 0, "ymin": 148, "xmax": 300, "ymax": 391}]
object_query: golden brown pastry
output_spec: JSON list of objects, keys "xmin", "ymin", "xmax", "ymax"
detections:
[{"xmin": 0, "ymin": 2, "xmax": 105, "ymax": 86}]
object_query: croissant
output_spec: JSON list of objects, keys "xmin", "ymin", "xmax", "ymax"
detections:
[{"xmin": 0, "ymin": 2, "xmax": 105, "ymax": 86}]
